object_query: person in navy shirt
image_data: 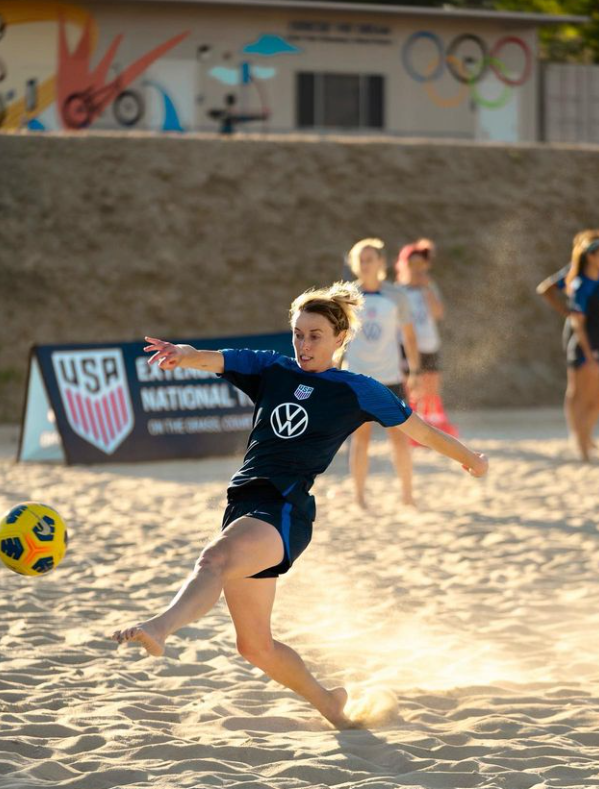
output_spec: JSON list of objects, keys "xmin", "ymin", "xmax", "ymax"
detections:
[
  {"xmin": 112, "ymin": 281, "xmax": 488, "ymax": 728},
  {"xmin": 536, "ymin": 229, "xmax": 599, "ymax": 456},
  {"xmin": 564, "ymin": 238, "xmax": 599, "ymax": 460}
]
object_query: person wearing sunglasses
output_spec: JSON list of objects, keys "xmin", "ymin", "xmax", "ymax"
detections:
[
  {"xmin": 537, "ymin": 230, "xmax": 599, "ymax": 458},
  {"xmin": 564, "ymin": 237, "xmax": 599, "ymax": 461}
]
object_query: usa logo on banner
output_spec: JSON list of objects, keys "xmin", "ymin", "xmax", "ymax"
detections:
[{"xmin": 51, "ymin": 349, "xmax": 134, "ymax": 454}]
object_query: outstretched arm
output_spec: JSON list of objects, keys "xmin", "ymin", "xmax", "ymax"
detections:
[
  {"xmin": 144, "ymin": 336, "xmax": 225, "ymax": 374},
  {"xmin": 399, "ymin": 413, "xmax": 488, "ymax": 477}
]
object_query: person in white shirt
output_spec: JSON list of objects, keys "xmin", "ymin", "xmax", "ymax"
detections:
[{"xmin": 344, "ymin": 238, "xmax": 421, "ymax": 508}]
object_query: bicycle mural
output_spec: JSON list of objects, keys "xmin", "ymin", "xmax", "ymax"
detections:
[
  {"xmin": 0, "ymin": 1, "xmax": 538, "ymax": 136},
  {"xmin": 0, "ymin": 2, "xmax": 189, "ymax": 131},
  {"xmin": 57, "ymin": 15, "xmax": 189, "ymax": 129},
  {"xmin": 401, "ymin": 31, "xmax": 533, "ymax": 110}
]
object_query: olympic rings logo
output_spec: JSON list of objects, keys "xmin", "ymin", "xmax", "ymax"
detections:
[{"xmin": 401, "ymin": 31, "xmax": 532, "ymax": 110}]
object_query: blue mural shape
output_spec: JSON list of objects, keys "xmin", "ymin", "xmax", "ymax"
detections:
[
  {"xmin": 209, "ymin": 65, "xmax": 277, "ymax": 87},
  {"xmin": 242, "ymin": 34, "xmax": 300, "ymax": 57},
  {"xmin": 209, "ymin": 66, "xmax": 240, "ymax": 86},
  {"xmin": 27, "ymin": 118, "xmax": 46, "ymax": 131},
  {"xmin": 144, "ymin": 80, "xmax": 184, "ymax": 131},
  {"xmin": 253, "ymin": 66, "xmax": 276, "ymax": 80}
]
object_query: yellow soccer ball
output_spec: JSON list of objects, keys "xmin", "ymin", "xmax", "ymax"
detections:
[{"xmin": 0, "ymin": 503, "xmax": 68, "ymax": 576}]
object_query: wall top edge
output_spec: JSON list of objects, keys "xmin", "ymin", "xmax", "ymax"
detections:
[{"xmin": 86, "ymin": 0, "xmax": 589, "ymax": 27}]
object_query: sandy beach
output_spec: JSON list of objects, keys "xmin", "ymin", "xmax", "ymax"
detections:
[{"xmin": 1, "ymin": 408, "xmax": 599, "ymax": 789}]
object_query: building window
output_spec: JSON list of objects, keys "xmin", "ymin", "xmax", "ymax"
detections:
[{"xmin": 296, "ymin": 72, "xmax": 384, "ymax": 130}]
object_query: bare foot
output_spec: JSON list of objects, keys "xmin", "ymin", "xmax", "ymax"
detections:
[
  {"xmin": 356, "ymin": 495, "xmax": 369, "ymax": 511},
  {"xmin": 402, "ymin": 495, "xmax": 417, "ymax": 508},
  {"xmin": 321, "ymin": 687, "xmax": 361, "ymax": 730},
  {"xmin": 111, "ymin": 620, "xmax": 165, "ymax": 657}
]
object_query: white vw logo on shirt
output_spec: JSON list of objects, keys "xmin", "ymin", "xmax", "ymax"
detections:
[{"xmin": 270, "ymin": 402, "xmax": 309, "ymax": 439}]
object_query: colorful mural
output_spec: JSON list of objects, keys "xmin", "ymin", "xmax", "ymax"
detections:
[
  {"xmin": 401, "ymin": 31, "xmax": 532, "ymax": 110},
  {"xmin": 0, "ymin": 2, "xmax": 189, "ymax": 131},
  {"xmin": 0, "ymin": 3, "xmax": 533, "ymax": 135}
]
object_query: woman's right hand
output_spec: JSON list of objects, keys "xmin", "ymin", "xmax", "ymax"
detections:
[
  {"xmin": 462, "ymin": 452, "xmax": 489, "ymax": 478},
  {"xmin": 144, "ymin": 336, "xmax": 196, "ymax": 370}
]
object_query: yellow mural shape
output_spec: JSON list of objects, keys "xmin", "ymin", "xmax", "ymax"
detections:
[{"xmin": 0, "ymin": 2, "xmax": 97, "ymax": 129}]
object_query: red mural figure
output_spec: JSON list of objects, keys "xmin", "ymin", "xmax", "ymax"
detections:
[{"xmin": 57, "ymin": 16, "xmax": 189, "ymax": 129}]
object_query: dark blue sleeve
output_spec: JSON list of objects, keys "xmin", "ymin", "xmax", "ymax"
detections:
[
  {"xmin": 569, "ymin": 279, "xmax": 591, "ymax": 314},
  {"xmin": 218, "ymin": 349, "xmax": 281, "ymax": 401},
  {"xmin": 347, "ymin": 375, "xmax": 412, "ymax": 427}
]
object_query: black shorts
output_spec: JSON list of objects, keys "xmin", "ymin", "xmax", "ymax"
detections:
[
  {"xmin": 401, "ymin": 348, "xmax": 441, "ymax": 374},
  {"xmin": 420, "ymin": 352, "xmax": 441, "ymax": 373},
  {"xmin": 222, "ymin": 482, "xmax": 313, "ymax": 579},
  {"xmin": 567, "ymin": 344, "xmax": 599, "ymax": 369}
]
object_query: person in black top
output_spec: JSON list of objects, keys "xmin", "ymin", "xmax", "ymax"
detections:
[{"xmin": 111, "ymin": 282, "xmax": 488, "ymax": 728}]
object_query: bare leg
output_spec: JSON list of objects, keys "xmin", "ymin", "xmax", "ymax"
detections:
[
  {"xmin": 578, "ymin": 364, "xmax": 599, "ymax": 460},
  {"xmin": 565, "ymin": 367, "xmax": 586, "ymax": 452},
  {"xmin": 586, "ymin": 401, "xmax": 599, "ymax": 451},
  {"xmin": 388, "ymin": 425, "xmax": 414, "ymax": 505},
  {"xmin": 349, "ymin": 422, "xmax": 372, "ymax": 509},
  {"xmin": 565, "ymin": 367, "xmax": 577, "ymax": 439},
  {"xmin": 224, "ymin": 576, "xmax": 354, "ymax": 729},
  {"xmin": 110, "ymin": 517, "xmax": 284, "ymax": 655},
  {"xmin": 570, "ymin": 365, "xmax": 597, "ymax": 461}
]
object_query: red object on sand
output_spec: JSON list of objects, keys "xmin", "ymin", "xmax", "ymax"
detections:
[{"xmin": 408, "ymin": 393, "xmax": 458, "ymax": 447}]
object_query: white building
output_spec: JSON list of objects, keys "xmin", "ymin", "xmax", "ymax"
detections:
[{"xmin": 0, "ymin": 0, "xmax": 588, "ymax": 141}]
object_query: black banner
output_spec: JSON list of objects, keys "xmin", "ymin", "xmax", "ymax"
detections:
[{"xmin": 19, "ymin": 333, "xmax": 292, "ymax": 465}]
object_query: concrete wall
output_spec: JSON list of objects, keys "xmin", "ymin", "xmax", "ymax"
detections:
[{"xmin": 1, "ymin": 132, "xmax": 598, "ymax": 423}]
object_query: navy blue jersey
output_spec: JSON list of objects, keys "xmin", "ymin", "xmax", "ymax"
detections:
[
  {"xmin": 219, "ymin": 349, "xmax": 412, "ymax": 513},
  {"xmin": 569, "ymin": 275, "xmax": 599, "ymax": 350}
]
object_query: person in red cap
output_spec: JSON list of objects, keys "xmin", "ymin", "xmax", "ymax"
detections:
[{"xmin": 395, "ymin": 240, "xmax": 457, "ymax": 437}]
